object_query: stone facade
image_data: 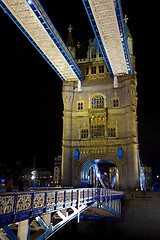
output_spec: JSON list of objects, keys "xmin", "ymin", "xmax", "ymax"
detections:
[{"xmin": 62, "ymin": 36, "xmax": 139, "ymax": 189}]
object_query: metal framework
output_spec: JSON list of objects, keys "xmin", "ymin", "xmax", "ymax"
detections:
[
  {"xmin": 82, "ymin": 0, "xmax": 132, "ymax": 77},
  {"xmin": 0, "ymin": 1, "xmax": 132, "ymax": 237},
  {"xmin": 114, "ymin": 0, "xmax": 132, "ymax": 74},
  {"xmin": 93, "ymin": 164, "xmax": 107, "ymax": 189},
  {"xmin": 0, "ymin": 188, "xmax": 124, "ymax": 240},
  {"xmin": 0, "ymin": 0, "xmax": 132, "ymax": 81},
  {"xmin": 0, "ymin": 0, "xmax": 84, "ymax": 82}
]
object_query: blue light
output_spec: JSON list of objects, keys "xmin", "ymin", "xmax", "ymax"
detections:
[
  {"xmin": 1, "ymin": 179, "xmax": 5, "ymax": 183},
  {"xmin": 88, "ymin": 216, "xmax": 101, "ymax": 220}
]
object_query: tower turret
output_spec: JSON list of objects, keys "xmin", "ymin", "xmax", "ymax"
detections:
[{"xmin": 66, "ymin": 25, "xmax": 76, "ymax": 58}]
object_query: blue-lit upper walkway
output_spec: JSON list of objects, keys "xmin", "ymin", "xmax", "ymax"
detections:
[
  {"xmin": 0, "ymin": 0, "xmax": 133, "ymax": 82},
  {"xmin": 0, "ymin": 0, "xmax": 84, "ymax": 82},
  {"xmin": 82, "ymin": 0, "xmax": 132, "ymax": 78}
]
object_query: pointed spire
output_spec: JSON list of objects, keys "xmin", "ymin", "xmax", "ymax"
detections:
[
  {"xmin": 68, "ymin": 24, "xmax": 73, "ymax": 33},
  {"xmin": 123, "ymin": 16, "xmax": 134, "ymax": 55},
  {"xmin": 66, "ymin": 25, "xmax": 76, "ymax": 58},
  {"xmin": 66, "ymin": 25, "xmax": 74, "ymax": 47}
]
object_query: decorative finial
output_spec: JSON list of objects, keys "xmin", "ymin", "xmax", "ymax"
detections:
[
  {"xmin": 77, "ymin": 42, "xmax": 81, "ymax": 49},
  {"xmin": 68, "ymin": 25, "xmax": 73, "ymax": 33},
  {"xmin": 123, "ymin": 15, "xmax": 129, "ymax": 24}
]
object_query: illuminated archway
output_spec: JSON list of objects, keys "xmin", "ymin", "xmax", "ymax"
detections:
[{"xmin": 81, "ymin": 159, "xmax": 119, "ymax": 188}]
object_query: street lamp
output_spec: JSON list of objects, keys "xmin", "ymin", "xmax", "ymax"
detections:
[{"xmin": 31, "ymin": 170, "xmax": 36, "ymax": 188}]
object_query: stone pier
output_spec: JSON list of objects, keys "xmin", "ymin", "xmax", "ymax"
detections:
[{"xmin": 124, "ymin": 191, "xmax": 160, "ymax": 239}]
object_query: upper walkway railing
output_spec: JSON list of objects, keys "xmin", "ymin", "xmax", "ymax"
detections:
[
  {"xmin": 0, "ymin": 0, "xmax": 84, "ymax": 82},
  {"xmin": 0, "ymin": 188, "xmax": 124, "ymax": 228}
]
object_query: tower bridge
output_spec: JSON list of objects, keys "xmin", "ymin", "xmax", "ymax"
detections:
[
  {"xmin": 0, "ymin": 0, "xmax": 139, "ymax": 190},
  {"xmin": 62, "ymin": 34, "xmax": 139, "ymax": 189},
  {"xmin": 0, "ymin": 0, "xmax": 141, "ymax": 238}
]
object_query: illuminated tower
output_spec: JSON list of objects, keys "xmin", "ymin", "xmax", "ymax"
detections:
[
  {"xmin": 62, "ymin": 28, "xmax": 139, "ymax": 190},
  {"xmin": 0, "ymin": 0, "xmax": 140, "ymax": 190}
]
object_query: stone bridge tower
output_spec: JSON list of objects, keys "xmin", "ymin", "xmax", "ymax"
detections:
[{"xmin": 62, "ymin": 30, "xmax": 139, "ymax": 190}]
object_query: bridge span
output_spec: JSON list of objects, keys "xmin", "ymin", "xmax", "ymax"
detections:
[
  {"xmin": 0, "ymin": 0, "xmax": 140, "ymax": 191},
  {"xmin": 0, "ymin": 188, "xmax": 124, "ymax": 240}
]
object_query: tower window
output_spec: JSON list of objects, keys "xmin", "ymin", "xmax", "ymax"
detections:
[
  {"xmin": 86, "ymin": 67, "xmax": 89, "ymax": 75},
  {"xmin": 99, "ymin": 65, "xmax": 104, "ymax": 73},
  {"xmin": 113, "ymin": 99, "xmax": 119, "ymax": 108},
  {"xmin": 81, "ymin": 128, "xmax": 89, "ymax": 139},
  {"xmin": 108, "ymin": 127, "xmax": 116, "ymax": 138},
  {"xmin": 92, "ymin": 95, "xmax": 104, "ymax": 109},
  {"xmin": 99, "ymin": 51, "xmax": 103, "ymax": 58},
  {"xmin": 91, "ymin": 125, "xmax": 105, "ymax": 139},
  {"xmin": 91, "ymin": 66, "xmax": 96, "ymax": 74},
  {"xmin": 77, "ymin": 101, "xmax": 84, "ymax": 110},
  {"xmin": 92, "ymin": 49, "xmax": 96, "ymax": 59}
]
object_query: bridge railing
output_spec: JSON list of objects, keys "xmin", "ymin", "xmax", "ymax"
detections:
[
  {"xmin": 99, "ymin": 189, "xmax": 124, "ymax": 199},
  {"xmin": 0, "ymin": 188, "xmax": 124, "ymax": 228}
]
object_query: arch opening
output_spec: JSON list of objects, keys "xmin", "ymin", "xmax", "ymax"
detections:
[{"xmin": 81, "ymin": 159, "xmax": 119, "ymax": 189}]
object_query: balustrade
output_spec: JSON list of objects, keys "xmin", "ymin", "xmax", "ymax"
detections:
[{"xmin": 0, "ymin": 188, "xmax": 124, "ymax": 228}]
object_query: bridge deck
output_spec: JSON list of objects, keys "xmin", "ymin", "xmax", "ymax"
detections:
[
  {"xmin": 82, "ymin": 0, "xmax": 132, "ymax": 77},
  {"xmin": 0, "ymin": 188, "xmax": 124, "ymax": 228},
  {"xmin": 0, "ymin": 0, "xmax": 83, "ymax": 82}
]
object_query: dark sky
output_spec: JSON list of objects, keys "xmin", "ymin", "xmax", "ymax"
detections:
[{"xmin": 0, "ymin": 0, "xmax": 159, "ymax": 177}]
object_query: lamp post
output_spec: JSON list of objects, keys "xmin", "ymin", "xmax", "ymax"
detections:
[
  {"xmin": 31, "ymin": 170, "xmax": 36, "ymax": 187},
  {"xmin": 31, "ymin": 156, "xmax": 36, "ymax": 188}
]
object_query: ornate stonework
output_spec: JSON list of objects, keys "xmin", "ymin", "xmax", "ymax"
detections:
[{"xmin": 62, "ymin": 37, "xmax": 139, "ymax": 189}]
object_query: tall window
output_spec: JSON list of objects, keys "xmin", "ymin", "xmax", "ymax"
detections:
[
  {"xmin": 112, "ymin": 99, "xmax": 119, "ymax": 108},
  {"xmin": 99, "ymin": 51, "xmax": 103, "ymax": 58},
  {"xmin": 91, "ymin": 66, "xmax": 96, "ymax": 74},
  {"xmin": 92, "ymin": 95, "xmax": 104, "ymax": 109},
  {"xmin": 81, "ymin": 128, "xmax": 89, "ymax": 139},
  {"xmin": 108, "ymin": 127, "xmax": 116, "ymax": 138},
  {"xmin": 77, "ymin": 101, "xmax": 83, "ymax": 110},
  {"xmin": 91, "ymin": 125, "xmax": 105, "ymax": 139},
  {"xmin": 99, "ymin": 65, "xmax": 104, "ymax": 73},
  {"xmin": 92, "ymin": 48, "xmax": 96, "ymax": 59},
  {"xmin": 86, "ymin": 67, "xmax": 89, "ymax": 75}
]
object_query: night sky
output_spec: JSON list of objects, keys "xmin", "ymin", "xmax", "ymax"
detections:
[{"xmin": 0, "ymin": 0, "xmax": 159, "ymax": 179}]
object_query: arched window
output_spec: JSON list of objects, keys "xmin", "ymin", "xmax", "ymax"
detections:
[
  {"xmin": 92, "ymin": 95, "xmax": 104, "ymax": 109},
  {"xmin": 92, "ymin": 48, "xmax": 96, "ymax": 59},
  {"xmin": 113, "ymin": 99, "xmax": 119, "ymax": 108}
]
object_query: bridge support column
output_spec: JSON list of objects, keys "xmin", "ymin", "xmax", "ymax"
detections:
[
  {"xmin": 62, "ymin": 82, "xmax": 74, "ymax": 186},
  {"xmin": 126, "ymin": 144, "xmax": 139, "ymax": 189},
  {"xmin": 124, "ymin": 191, "xmax": 160, "ymax": 239},
  {"xmin": 17, "ymin": 220, "xmax": 30, "ymax": 240}
]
